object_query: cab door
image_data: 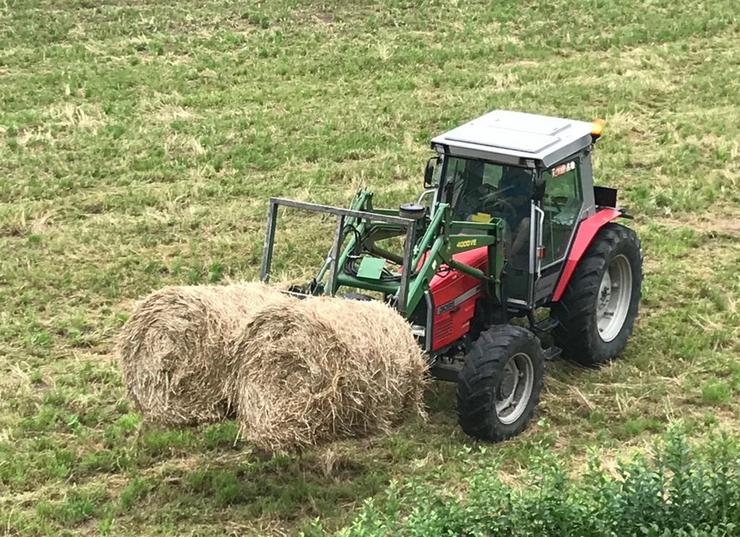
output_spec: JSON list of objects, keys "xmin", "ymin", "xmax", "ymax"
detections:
[{"xmin": 532, "ymin": 159, "xmax": 584, "ymax": 303}]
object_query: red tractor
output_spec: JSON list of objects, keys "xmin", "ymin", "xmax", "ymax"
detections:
[{"xmin": 261, "ymin": 110, "xmax": 643, "ymax": 441}]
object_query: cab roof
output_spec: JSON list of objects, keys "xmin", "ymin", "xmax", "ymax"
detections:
[{"xmin": 430, "ymin": 110, "xmax": 594, "ymax": 168}]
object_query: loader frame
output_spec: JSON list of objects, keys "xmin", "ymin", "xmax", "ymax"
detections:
[{"xmin": 260, "ymin": 191, "xmax": 506, "ymax": 334}]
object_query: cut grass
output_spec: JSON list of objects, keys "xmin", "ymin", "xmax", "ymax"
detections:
[{"xmin": 1, "ymin": 0, "xmax": 739, "ymax": 535}]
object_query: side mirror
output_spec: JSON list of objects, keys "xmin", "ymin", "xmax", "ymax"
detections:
[{"xmin": 424, "ymin": 157, "xmax": 437, "ymax": 188}]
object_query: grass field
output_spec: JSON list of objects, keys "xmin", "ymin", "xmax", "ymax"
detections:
[{"xmin": 1, "ymin": 0, "xmax": 739, "ymax": 535}]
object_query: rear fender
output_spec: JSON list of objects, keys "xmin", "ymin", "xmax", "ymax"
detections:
[{"xmin": 551, "ymin": 208, "xmax": 623, "ymax": 302}]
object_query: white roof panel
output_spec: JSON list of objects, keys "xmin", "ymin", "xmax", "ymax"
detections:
[
  {"xmin": 431, "ymin": 110, "xmax": 594, "ymax": 167},
  {"xmin": 447, "ymin": 127, "xmax": 558, "ymax": 154}
]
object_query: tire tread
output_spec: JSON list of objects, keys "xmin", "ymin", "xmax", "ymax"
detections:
[
  {"xmin": 457, "ymin": 325, "xmax": 544, "ymax": 442},
  {"xmin": 553, "ymin": 223, "xmax": 643, "ymax": 366}
]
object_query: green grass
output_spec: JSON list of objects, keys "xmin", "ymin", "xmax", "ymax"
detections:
[
  {"xmin": 1, "ymin": 0, "xmax": 739, "ymax": 535},
  {"xmin": 310, "ymin": 430, "xmax": 740, "ymax": 536}
]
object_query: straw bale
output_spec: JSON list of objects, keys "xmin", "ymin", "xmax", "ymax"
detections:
[
  {"xmin": 118, "ymin": 282, "xmax": 291, "ymax": 425},
  {"xmin": 232, "ymin": 297, "xmax": 428, "ymax": 452}
]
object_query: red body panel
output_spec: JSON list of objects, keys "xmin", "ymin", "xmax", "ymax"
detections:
[
  {"xmin": 428, "ymin": 247, "xmax": 488, "ymax": 351},
  {"xmin": 426, "ymin": 208, "xmax": 621, "ymax": 351},
  {"xmin": 551, "ymin": 208, "xmax": 622, "ymax": 302}
]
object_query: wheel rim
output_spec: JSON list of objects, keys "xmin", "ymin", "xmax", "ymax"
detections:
[
  {"xmin": 596, "ymin": 254, "xmax": 633, "ymax": 342},
  {"xmin": 495, "ymin": 352, "xmax": 534, "ymax": 424}
]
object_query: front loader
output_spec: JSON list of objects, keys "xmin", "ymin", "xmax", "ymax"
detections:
[{"xmin": 261, "ymin": 110, "xmax": 643, "ymax": 442}]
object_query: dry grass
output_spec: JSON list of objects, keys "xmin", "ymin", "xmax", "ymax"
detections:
[
  {"xmin": 118, "ymin": 282, "xmax": 292, "ymax": 425},
  {"xmin": 231, "ymin": 297, "xmax": 429, "ymax": 453},
  {"xmin": 117, "ymin": 282, "xmax": 428, "ymax": 453}
]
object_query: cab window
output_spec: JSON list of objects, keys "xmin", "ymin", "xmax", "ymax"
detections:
[
  {"xmin": 447, "ymin": 158, "xmax": 502, "ymax": 221},
  {"xmin": 445, "ymin": 157, "xmax": 532, "ymax": 226},
  {"xmin": 541, "ymin": 162, "xmax": 583, "ymax": 265}
]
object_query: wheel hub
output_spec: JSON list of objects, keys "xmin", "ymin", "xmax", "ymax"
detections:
[
  {"xmin": 597, "ymin": 272, "xmax": 612, "ymax": 314},
  {"xmin": 495, "ymin": 352, "xmax": 534, "ymax": 425},
  {"xmin": 596, "ymin": 254, "xmax": 633, "ymax": 342}
]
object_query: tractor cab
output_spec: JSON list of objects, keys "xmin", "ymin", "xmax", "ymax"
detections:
[{"xmin": 429, "ymin": 110, "xmax": 600, "ymax": 310}]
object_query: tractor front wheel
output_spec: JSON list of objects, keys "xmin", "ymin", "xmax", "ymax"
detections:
[
  {"xmin": 457, "ymin": 325, "xmax": 544, "ymax": 442},
  {"xmin": 552, "ymin": 223, "xmax": 642, "ymax": 366}
]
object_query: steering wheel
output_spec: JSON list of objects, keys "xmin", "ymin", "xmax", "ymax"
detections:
[{"xmin": 486, "ymin": 197, "xmax": 517, "ymax": 223}]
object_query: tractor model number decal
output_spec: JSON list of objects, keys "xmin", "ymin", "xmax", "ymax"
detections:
[
  {"xmin": 456, "ymin": 239, "xmax": 477, "ymax": 248},
  {"xmin": 552, "ymin": 161, "xmax": 576, "ymax": 177}
]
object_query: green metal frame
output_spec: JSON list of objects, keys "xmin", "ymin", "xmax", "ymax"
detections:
[{"xmin": 261, "ymin": 190, "xmax": 506, "ymax": 319}]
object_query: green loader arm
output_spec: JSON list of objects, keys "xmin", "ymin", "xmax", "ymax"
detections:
[{"xmin": 314, "ymin": 191, "xmax": 506, "ymax": 318}]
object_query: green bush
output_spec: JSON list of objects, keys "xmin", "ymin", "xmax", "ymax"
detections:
[{"xmin": 308, "ymin": 431, "xmax": 738, "ymax": 537}]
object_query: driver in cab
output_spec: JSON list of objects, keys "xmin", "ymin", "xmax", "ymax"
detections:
[{"xmin": 452, "ymin": 161, "xmax": 532, "ymax": 268}]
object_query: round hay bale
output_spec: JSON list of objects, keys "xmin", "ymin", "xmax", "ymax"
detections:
[
  {"xmin": 118, "ymin": 282, "xmax": 291, "ymax": 426},
  {"xmin": 232, "ymin": 297, "xmax": 428, "ymax": 453}
]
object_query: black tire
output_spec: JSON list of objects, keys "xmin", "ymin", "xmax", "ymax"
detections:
[
  {"xmin": 457, "ymin": 325, "xmax": 545, "ymax": 442},
  {"xmin": 552, "ymin": 223, "xmax": 642, "ymax": 367}
]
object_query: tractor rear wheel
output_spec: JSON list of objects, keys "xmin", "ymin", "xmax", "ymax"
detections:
[
  {"xmin": 457, "ymin": 325, "xmax": 544, "ymax": 442},
  {"xmin": 552, "ymin": 223, "xmax": 642, "ymax": 366}
]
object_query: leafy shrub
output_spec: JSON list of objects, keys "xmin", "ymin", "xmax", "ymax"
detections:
[{"xmin": 307, "ymin": 431, "xmax": 739, "ymax": 537}]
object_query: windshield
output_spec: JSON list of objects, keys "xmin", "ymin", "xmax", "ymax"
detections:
[{"xmin": 443, "ymin": 157, "xmax": 534, "ymax": 224}]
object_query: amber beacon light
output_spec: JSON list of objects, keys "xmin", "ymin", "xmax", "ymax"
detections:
[{"xmin": 591, "ymin": 118, "xmax": 606, "ymax": 138}]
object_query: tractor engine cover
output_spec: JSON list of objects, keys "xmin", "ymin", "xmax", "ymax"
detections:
[{"xmin": 428, "ymin": 246, "xmax": 488, "ymax": 351}]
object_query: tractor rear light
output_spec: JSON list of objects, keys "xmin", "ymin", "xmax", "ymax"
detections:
[{"xmin": 537, "ymin": 246, "xmax": 545, "ymax": 259}]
